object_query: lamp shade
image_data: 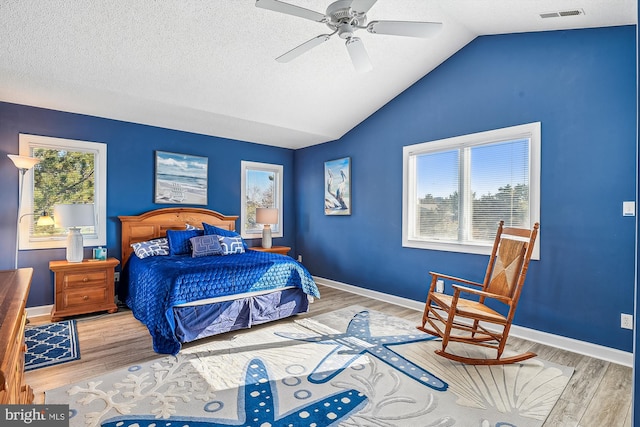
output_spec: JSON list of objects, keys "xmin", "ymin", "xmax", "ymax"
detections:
[
  {"xmin": 8, "ymin": 154, "xmax": 40, "ymax": 170},
  {"xmin": 36, "ymin": 212, "xmax": 55, "ymax": 226},
  {"xmin": 256, "ymin": 208, "xmax": 278, "ymax": 225},
  {"xmin": 54, "ymin": 204, "xmax": 95, "ymax": 228}
]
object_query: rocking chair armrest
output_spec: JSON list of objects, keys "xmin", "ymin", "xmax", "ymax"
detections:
[
  {"xmin": 451, "ymin": 284, "xmax": 512, "ymax": 304},
  {"xmin": 429, "ymin": 272, "xmax": 484, "ymax": 288}
]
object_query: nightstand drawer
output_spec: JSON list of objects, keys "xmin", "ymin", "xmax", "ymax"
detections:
[
  {"xmin": 63, "ymin": 270, "xmax": 107, "ymax": 288},
  {"xmin": 62, "ymin": 286, "xmax": 109, "ymax": 309},
  {"xmin": 50, "ymin": 258, "xmax": 120, "ymax": 321}
]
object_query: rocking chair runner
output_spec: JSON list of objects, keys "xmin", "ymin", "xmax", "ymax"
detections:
[{"xmin": 417, "ymin": 221, "xmax": 540, "ymax": 365}]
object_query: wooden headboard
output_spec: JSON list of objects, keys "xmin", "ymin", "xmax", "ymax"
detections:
[{"xmin": 119, "ymin": 207, "xmax": 239, "ymax": 265}]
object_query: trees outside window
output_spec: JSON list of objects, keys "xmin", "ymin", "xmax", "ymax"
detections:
[
  {"xmin": 18, "ymin": 134, "xmax": 106, "ymax": 249},
  {"xmin": 240, "ymin": 161, "xmax": 283, "ymax": 239},
  {"xmin": 403, "ymin": 123, "xmax": 540, "ymax": 259}
]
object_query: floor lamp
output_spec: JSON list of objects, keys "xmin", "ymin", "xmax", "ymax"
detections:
[{"xmin": 8, "ymin": 154, "xmax": 41, "ymax": 269}]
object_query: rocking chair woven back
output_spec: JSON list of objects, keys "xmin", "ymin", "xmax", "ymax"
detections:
[{"xmin": 486, "ymin": 237, "xmax": 528, "ymax": 298}]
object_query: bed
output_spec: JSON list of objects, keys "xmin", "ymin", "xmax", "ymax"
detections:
[{"xmin": 119, "ymin": 207, "xmax": 319, "ymax": 355}]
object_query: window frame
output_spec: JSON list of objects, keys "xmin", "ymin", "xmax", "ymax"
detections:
[
  {"xmin": 402, "ymin": 122, "xmax": 541, "ymax": 260},
  {"xmin": 240, "ymin": 160, "xmax": 283, "ymax": 239},
  {"xmin": 18, "ymin": 134, "xmax": 107, "ymax": 250}
]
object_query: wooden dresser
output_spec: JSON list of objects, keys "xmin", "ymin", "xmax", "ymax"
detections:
[
  {"xmin": 50, "ymin": 258, "xmax": 120, "ymax": 321},
  {"xmin": 0, "ymin": 268, "xmax": 34, "ymax": 404}
]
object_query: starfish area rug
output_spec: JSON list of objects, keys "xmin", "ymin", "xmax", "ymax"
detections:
[{"xmin": 44, "ymin": 305, "xmax": 573, "ymax": 427}]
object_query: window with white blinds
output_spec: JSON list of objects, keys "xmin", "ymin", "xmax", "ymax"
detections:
[{"xmin": 402, "ymin": 122, "xmax": 540, "ymax": 259}]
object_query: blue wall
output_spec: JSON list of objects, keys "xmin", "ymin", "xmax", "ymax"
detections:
[
  {"xmin": 294, "ymin": 26, "xmax": 637, "ymax": 352},
  {"xmin": 0, "ymin": 26, "xmax": 635, "ymax": 355},
  {"xmin": 0, "ymin": 103, "xmax": 297, "ymax": 307},
  {"xmin": 634, "ymin": 9, "xmax": 639, "ymax": 427}
]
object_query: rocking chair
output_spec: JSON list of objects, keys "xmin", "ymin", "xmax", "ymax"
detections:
[{"xmin": 417, "ymin": 221, "xmax": 539, "ymax": 365}]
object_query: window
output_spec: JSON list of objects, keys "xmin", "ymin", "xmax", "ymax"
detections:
[
  {"xmin": 18, "ymin": 134, "xmax": 107, "ymax": 249},
  {"xmin": 240, "ymin": 161, "xmax": 283, "ymax": 239},
  {"xmin": 402, "ymin": 122, "xmax": 540, "ymax": 259}
]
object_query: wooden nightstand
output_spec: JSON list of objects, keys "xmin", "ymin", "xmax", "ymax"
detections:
[
  {"xmin": 251, "ymin": 246, "xmax": 291, "ymax": 256},
  {"xmin": 49, "ymin": 258, "xmax": 120, "ymax": 321}
]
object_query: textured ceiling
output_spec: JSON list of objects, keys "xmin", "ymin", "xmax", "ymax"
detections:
[{"xmin": 0, "ymin": 0, "xmax": 636, "ymax": 149}]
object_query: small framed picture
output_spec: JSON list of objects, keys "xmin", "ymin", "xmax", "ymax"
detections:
[
  {"xmin": 324, "ymin": 157, "xmax": 351, "ymax": 215},
  {"xmin": 155, "ymin": 151, "xmax": 208, "ymax": 205}
]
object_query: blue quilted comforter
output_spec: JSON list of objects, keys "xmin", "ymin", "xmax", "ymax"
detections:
[{"xmin": 125, "ymin": 250, "xmax": 320, "ymax": 354}]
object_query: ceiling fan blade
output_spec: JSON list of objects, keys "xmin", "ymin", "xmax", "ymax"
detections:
[
  {"xmin": 255, "ymin": 0, "xmax": 327, "ymax": 23},
  {"xmin": 367, "ymin": 20, "xmax": 443, "ymax": 38},
  {"xmin": 276, "ymin": 35, "xmax": 331, "ymax": 63},
  {"xmin": 345, "ymin": 37, "xmax": 372, "ymax": 73},
  {"xmin": 350, "ymin": 0, "xmax": 378, "ymax": 14}
]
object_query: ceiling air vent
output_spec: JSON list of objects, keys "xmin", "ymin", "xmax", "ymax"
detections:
[
  {"xmin": 560, "ymin": 9, "xmax": 583, "ymax": 16},
  {"xmin": 540, "ymin": 9, "xmax": 585, "ymax": 19}
]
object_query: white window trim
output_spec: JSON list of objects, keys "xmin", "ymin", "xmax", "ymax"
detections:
[
  {"xmin": 18, "ymin": 134, "xmax": 107, "ymax": 249},
  {"xmin": 402, "ymin": 122, "xmax": 541, "ymax": 260},
  {"xmin": 240, "ymin": 161, "xmax": 283, "ymax": 239}
]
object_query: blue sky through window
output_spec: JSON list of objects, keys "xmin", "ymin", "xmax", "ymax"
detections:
[
  {"xmin": 416, "ymin": 138, "xmax": 529, "ymax": 199},
  {"xmin": 247, "ymin": 169, "xmax": 275, "ymax": 202}
]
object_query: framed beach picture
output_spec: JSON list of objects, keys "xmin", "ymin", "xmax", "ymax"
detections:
[
  {"xmin": 155, "ymin": 151, "xmax": 208, "ymax": 205},
  {"xmin": 324, "ymin": 157, "xmax": 351, "ymax": 215}
]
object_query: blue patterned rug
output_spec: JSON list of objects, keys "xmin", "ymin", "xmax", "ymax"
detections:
[
  {"xmin": 25, "ymin": 320, "xmax": 80, "ymax": 371},
  {"xmin": 45, "ymin": 307, "xmax": 572, "ymax": 426}
]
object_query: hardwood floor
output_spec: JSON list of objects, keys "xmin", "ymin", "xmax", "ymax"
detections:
[{"xmin": 25, "ymin": 284, "xmax": 633, "ymax": 426}]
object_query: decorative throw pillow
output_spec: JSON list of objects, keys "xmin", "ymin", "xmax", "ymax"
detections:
[
  {"xmin": 190, "ymin": 235, "xmax": 223, "ymax": 257},
  {"xmin": 203, "ymin": 222, "xmax": 248, "ymax": 249},
  {"xmin": 166, "ymin": 229, "xmax": 204, "ymax": 256},
  {"xmin": 185, "ymin": 223, "xmax": 200, "ymax": 230},
  {"xmin": 131, "ymin": 238, "xmax": 169, "ymax": 259},
  {"xmin": 218, "ymin": 235, "xmax": 246, "ymax": 255}
]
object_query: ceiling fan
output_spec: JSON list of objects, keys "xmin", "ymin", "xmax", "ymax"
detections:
[{"xmin": 255, "ymin": 0, "xmax": 443, "ymax": 73}]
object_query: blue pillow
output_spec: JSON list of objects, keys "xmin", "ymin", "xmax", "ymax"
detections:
[
  {"xmin": 166, "ymin": 229, "xmax": 204, "ymax": 255},
  {"xmin": 218, "ymin": 235, "xmax": 245, "ymax": 255},
  {"xmin": 190, "ymin": 235, "xmax": 223, "ymax": 257},
  {"xmin": 131, "ymin": 238, "xmax": 169, "ymax": 259},
  {"xmin": 202, "ymin": 222, "xmax": 248, "ymax": 249}
]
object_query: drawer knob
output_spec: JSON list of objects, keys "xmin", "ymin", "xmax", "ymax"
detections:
[
  {"xmin": 82, "ymin": 277, "xmax": 89, "ymax": 282},
  {"xmin": 83, "ymin": 295, "xmax": 89, "ymax": 301}
]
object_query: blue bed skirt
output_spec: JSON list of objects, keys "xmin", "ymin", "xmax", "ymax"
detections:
[
  {"xmin": 173, "ymin": 288, "xmax": 309, "ymax": 343},
  {"xmin": 124, "ymin": 250, "xmax": 319, "ymax": 354}
]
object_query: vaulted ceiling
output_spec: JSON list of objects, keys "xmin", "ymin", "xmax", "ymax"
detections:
[{"xmin": 0, "ymin": 0, "xmax": 636, "ymax": 149}]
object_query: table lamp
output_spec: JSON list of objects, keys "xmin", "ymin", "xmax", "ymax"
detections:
[
  {"xmin": 54, "ymin": 203, "xmax": 95, "ymax": 262},
  {"xmin": 256, "ymin": 208, "xmax": 278, "ymax": 249}
]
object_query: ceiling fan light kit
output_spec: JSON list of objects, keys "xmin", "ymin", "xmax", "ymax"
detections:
[
  {"xmin": 345, "ymin": 37, "xmax": 373, "ymax": 73},
  {"xmin": 256, "ymin": 0, "xmax": 443, "ymax": 73}
]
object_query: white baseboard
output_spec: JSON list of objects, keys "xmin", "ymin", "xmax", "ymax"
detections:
[
  {"xmin": 314, "ymin": 276, "xmax": 633, "ymax": 367},
  {"xmin": 26, "ymin": 304, "xmax": 53, "ymax": 319},
  {"xmin": 27, "ymin": 278, "xmax": 633, "ymax": 367}
]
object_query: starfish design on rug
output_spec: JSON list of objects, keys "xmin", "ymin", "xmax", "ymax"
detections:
[
  {"xmin": 276, "ymin": 310, "xmax": 448, "ymax": 391},
  {"xmin": 101, "ymin": 358, "xmax": 367, "ymax": 427}
]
